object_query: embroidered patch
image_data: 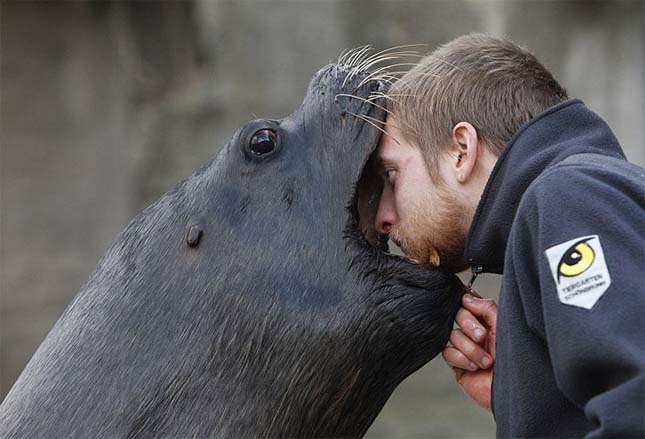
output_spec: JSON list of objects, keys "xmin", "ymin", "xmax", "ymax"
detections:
[{"xmin": 545, "ymin": 235, "xmax": 611, "ymax": 309}]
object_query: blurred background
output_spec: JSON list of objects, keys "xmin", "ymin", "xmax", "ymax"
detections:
[{"xmin": 1, "ymin": 1, "xmax": 643, "ymax": 437}]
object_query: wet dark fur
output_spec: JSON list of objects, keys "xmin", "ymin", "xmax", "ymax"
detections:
[{"xmin": 0, "ymin": 64, "xmax": 463, "ymax": 438}]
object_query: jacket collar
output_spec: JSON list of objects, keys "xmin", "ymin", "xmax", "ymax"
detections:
[{"xmin": 463, "ymin": 99, "xmax": 626, "ymax": 277}]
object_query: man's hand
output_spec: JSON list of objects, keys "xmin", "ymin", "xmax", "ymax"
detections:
[{"xmin": 442, "ymin": 292, "xmax": 498, "ymax": 411}]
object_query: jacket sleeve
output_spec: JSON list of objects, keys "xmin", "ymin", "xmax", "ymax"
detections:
[{"xmin": 513, "ymin": 161, "xmax": 645, "ymax": 437}]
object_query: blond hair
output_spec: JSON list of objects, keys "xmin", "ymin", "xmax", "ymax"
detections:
[{"xmin": 389, "ymin": 33, "xmax": 567, "ymax": 172}]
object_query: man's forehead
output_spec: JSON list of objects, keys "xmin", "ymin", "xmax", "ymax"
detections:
[{"xmin": 376, "ymin": 129, "xmax": 409, "ymax": 162}]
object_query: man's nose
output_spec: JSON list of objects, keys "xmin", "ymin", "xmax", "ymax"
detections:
[{"xmin": 374, "ymin": 188, "xmax": 398, "ymax": 234}]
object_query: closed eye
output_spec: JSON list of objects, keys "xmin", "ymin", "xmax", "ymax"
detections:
[{"xmin": 383, "ymin": 169, "xmax": 397, "ymax": 185}]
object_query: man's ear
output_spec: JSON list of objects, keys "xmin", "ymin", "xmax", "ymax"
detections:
[{"xmin": 451, "ymin": 122, "xmax": 479, "ymax": 184}]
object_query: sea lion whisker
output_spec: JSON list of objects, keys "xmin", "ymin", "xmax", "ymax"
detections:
[
  {"xmin": 356, "ymin": 43, "xmax": 428, "ymax": 68},
  {"xmin": 353, "ymin": 45, "xmax": 378, "ymax": 69},
  {"xmin": 355, "ymin": 46, "xmax": 403, "ymax": 68},
  {"xmin": 366, "ymin": 71, "xmax": 441, "ymax": 89},
  {"xmin": 345, "ymin": 46, "xmax": 365, "ymax": 63},
  {"xmin": 346, "ymin": 45, "xmax": 373, "ymax": 68},
  {"xmin": 343, "ymin": 66, "xmax": 365, "ymax": 90},
  {"xmin": 355, "ymin": 73, "xmax": 391, "ymax": 90},
  {"xmin": 367, "ymin": 92, "xmax": 403, "ymax": 110},
  {"xmin": 367, "ymin": 61, "xmax": 424, "ymax": 74},
  {"xmin": 341, "ymin": 51, "xmax": 369, "ymax": 88},
  {"xmin": 359, "ymin": 74, "xmax": 399, "ymax": 86},
  {"xmin": 346, "ymin": 110, "xmax": 402, "ymax": 130},
  {"xmin": 337, "ymin": 47, "xmax": 351, "ymax": 64},
  {"xmin": 368, "ymin": 90, "xmax": 423, "ymax": 107},
  {"xmin": 343, "ymin": 45, "xmax": 389, "ymax": 89},
  {"xmin": 355, "ymin": 51, "xmax": 424, "ymax": 73},
  {"xmin": 355, "ymin": 62, "xmax": 425, "ymax": 89},
  {"xmin": 357, "ymin": 51, "xmax": 424, "ymax": 70},
  {"xmin": 359, "ymin": 75, "xmax": 400, "ymax": 87},
  {"xmin": 342, "ymin": 46, "xmax": 426, "ymax": 90},
  {"xmin": 334, "ymin": 93, "xmax": 394, "ymax": 117},
  {"xmin": 356, "ymin": 112, "xmax": 403, "ymax": 130},
  {"xmin": 344, "ymin": 110, "xmax": 401, "ymax": 145},
  {"xmin": 341, "ymin": 45, "xmax": 368, "ymax": 65},
  {"xmin": 362, "ymin": 92, "xmax": 423, "ymax": 137},
  {"xmin": 353, "ymin": 54, "xmax": 425, "ymax": 83},
  {"xmin": 339, "ymin": 45, "xmax": 370, "ymax": 72},
  {"xmin": 343, "ymin": 65, "xmax": 371, "ymax": 90},
  {"xmin": 367, "ymin": 92, "xmax": 401, "ymax": 106},
  {"xmin": 355, "ymin": 55, "xmax": 416, "ymax": 75},
  {"xmin": 355, "ymin": 64, "xmax": 407, "ymax": 88},
  {"xmin": 345, "ymin": 111, "xmax": 386, "ymax": 125},
  {"xmin": 378, "ymin": 70, "xmax": 440, "ymax": 77},
  {"xmin": 377, "ymin": 92, "xmax": 419, "ymax": 98}
]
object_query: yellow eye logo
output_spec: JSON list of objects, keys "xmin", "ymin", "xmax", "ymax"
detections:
[{"xmin": 557, "ymin": 239, "xmax": 595, "ymax": 282}]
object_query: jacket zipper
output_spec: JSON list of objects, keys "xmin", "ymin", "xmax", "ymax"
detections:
[{"xmin": 468, "ymin": 265, "xmax": 484, "ymax": 288}]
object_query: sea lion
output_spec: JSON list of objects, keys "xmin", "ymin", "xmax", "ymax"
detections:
[{"xmin": 0, "ymin": 55, "xmax": 464, "ymax": 438}]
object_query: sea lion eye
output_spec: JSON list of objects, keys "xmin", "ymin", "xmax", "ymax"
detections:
[{"xmin": 249, "ymin": 129, "xmax": 277, "ymax": 156}]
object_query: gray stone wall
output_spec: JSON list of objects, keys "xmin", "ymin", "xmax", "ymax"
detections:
[{"xmin": 1, "ymin": 1, "xmax": 643, "ymax": 436}]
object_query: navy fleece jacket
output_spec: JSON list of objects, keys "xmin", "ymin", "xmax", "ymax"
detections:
[{"xmin": 464, "ymin": 99, "xmax": 645, "ymax": 437}]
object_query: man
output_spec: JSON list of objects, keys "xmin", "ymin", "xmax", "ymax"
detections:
[{"xmin": 373, "ymin": 33, "xmax": 644, "ymax": 437}]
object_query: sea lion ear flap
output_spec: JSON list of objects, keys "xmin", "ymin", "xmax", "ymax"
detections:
[{"xmin": 356, "ymin": 156, "xmax": 384, "ymax": 246}]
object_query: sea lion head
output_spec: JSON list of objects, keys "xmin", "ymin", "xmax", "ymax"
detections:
[{"xmin": 0, "ymin": 60, "xmax": 464, "ymax": 439}]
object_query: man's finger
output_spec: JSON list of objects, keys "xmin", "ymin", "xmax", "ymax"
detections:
[
  {"xmin": 464, "ymin": 287, "xmax": 483, "ymax": 299},
  {"xmin": 456, "ymin": 308, "xmax": 487, "ymax": 343},
  {"xmin": 449, "ymin": 329, "xmax": 494, "ymax": 369},
  {"xmin": 462, "ymin": 294, "xmax": 498, "ymax": 330},
  {"xmin": 442, "ymin": 346, "xmax": 479, "ymax": 371}
]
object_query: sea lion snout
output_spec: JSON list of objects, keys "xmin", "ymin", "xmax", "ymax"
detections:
[{"xmin": 308, "ymin": 63, "xmax": 388, "ymax": 122}]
